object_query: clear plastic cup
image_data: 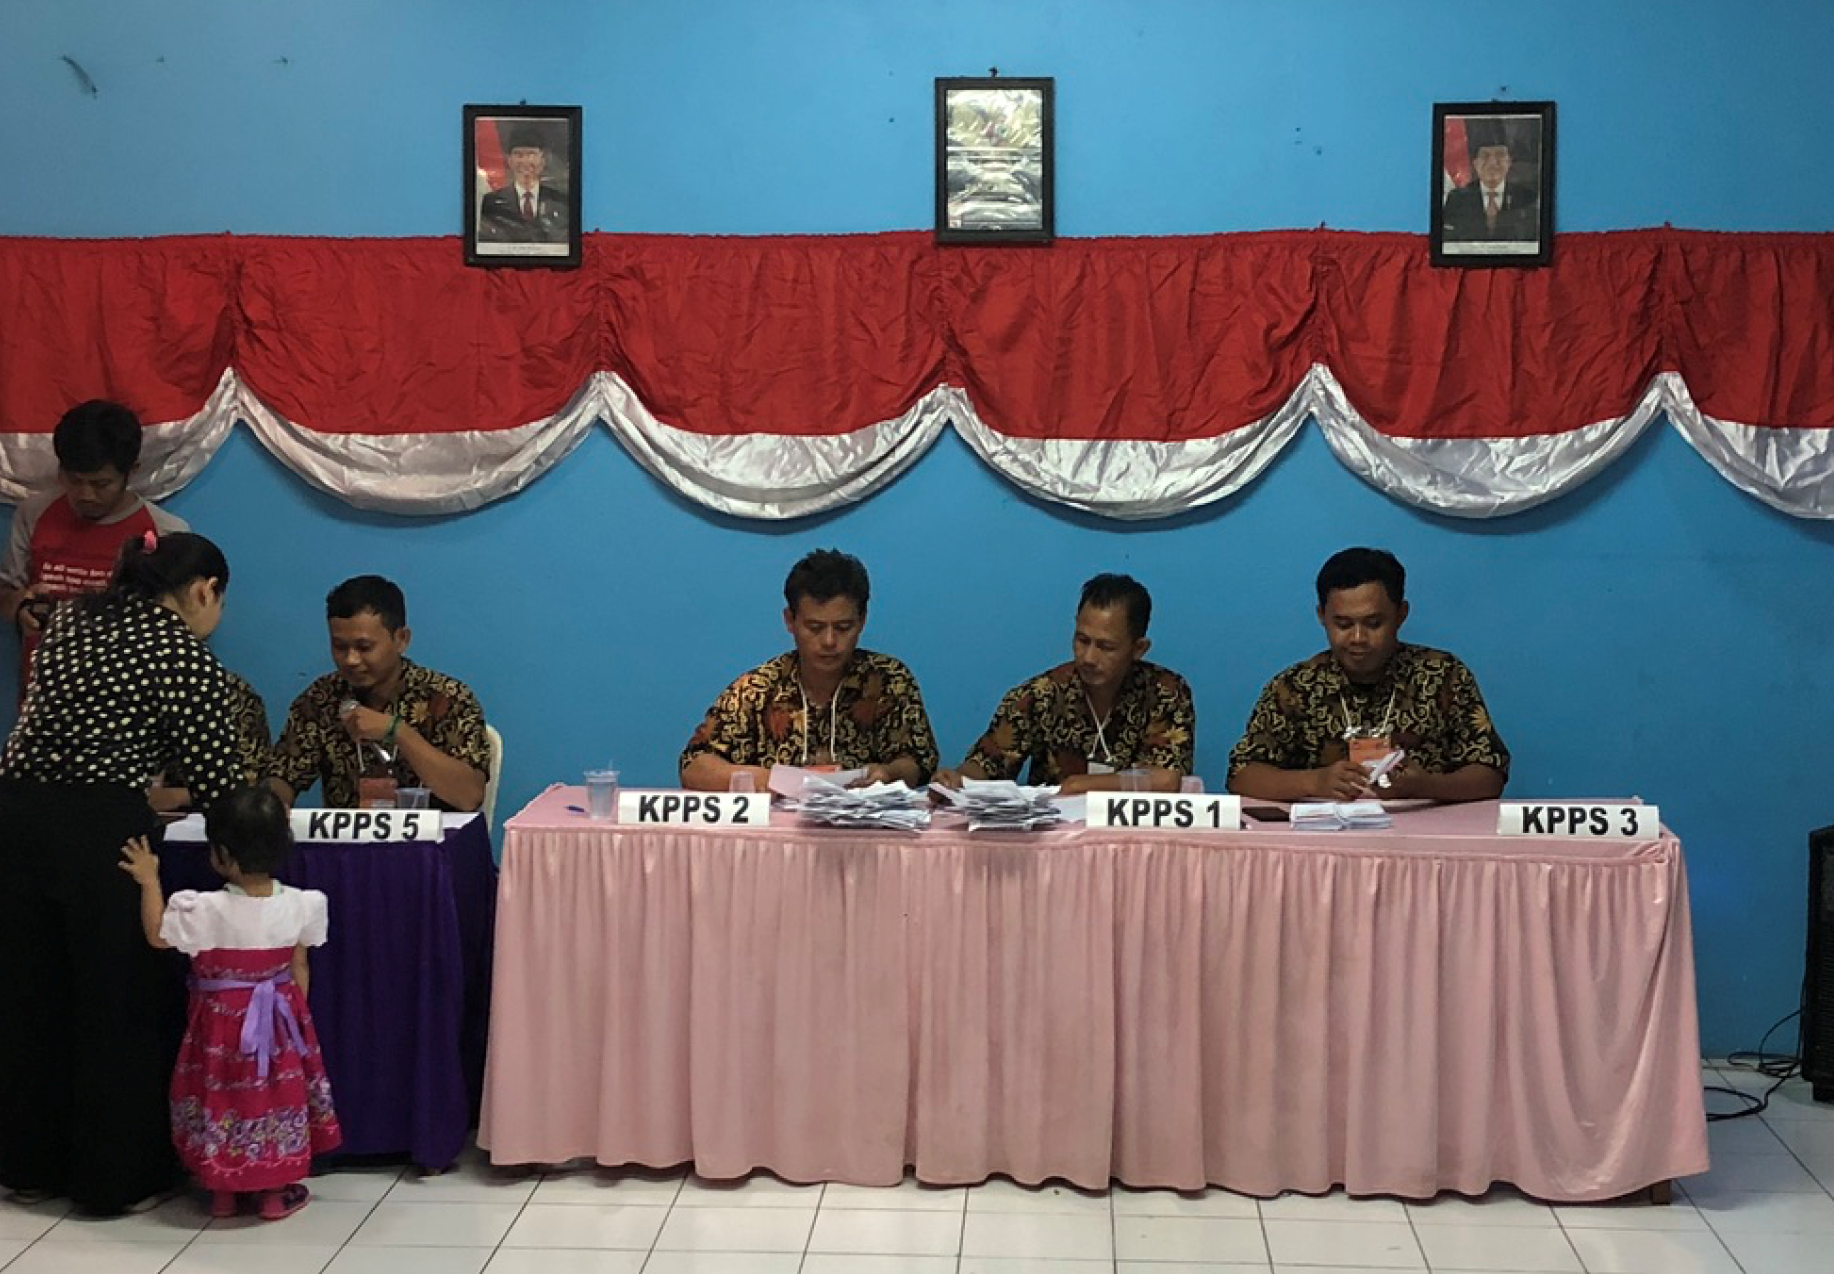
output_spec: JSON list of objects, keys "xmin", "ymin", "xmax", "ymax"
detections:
[
  {"xmin": 395, "ymin": 787, "xmax": 430, "ymax": 810},
  {"xmin": 584, "ymin": 769, "xmax": 620, "ymax": 820},
  {"xmin": 1120, "ymin": 768, "xmax": 1149, "ymax": 792},
  {"xmin": 728, "ymin": 771, "xmax": 757, "ymax": 793}
]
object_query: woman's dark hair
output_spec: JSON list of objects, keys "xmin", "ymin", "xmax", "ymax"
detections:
[
  {"xmin": 78, "ymin": 531, "xmax": 228, "ymax": 618},
  {"xmin": 204, "ymin": 785, "xmax": 294, "ymax": 875}
]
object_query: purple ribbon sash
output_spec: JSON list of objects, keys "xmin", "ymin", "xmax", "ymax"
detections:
[{"xmin": 190, "ymin": 969, "xmax": 307, "ymax": 1080}]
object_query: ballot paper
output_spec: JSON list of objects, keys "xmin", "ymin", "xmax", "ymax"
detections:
[
  {"xmin": 930, "ymin": 777, "xmax": 1067, "ymax": 831},
  {"xmin": 784, "ymin": 772, "xmax": 929, "ymax": 831},
  {"xmin": 769, "ymin": 765, "xmax": 866, "ymax": 798},
  {"xmin": 1290, "ymin": 799, "xmax": 1393, "ymax": 832},
  {"xmin": 1363, "ymin": 748, "xmax": 1406, "ymax": 791}
]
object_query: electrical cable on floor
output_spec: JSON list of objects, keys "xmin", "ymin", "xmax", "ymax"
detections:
[{"xmin": 1703, "ymin": 1007, "xmax": 1801, "ymax": 1121}]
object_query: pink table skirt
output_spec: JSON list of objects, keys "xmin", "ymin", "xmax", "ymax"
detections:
[{"xmin": 479, "ymin": 787, "xmax": 1708, "ymax": 1200}]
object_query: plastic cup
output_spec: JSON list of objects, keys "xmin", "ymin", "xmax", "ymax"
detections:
[
  {"xmin": 1179, "ymin": 775, "xmax": 1204, "ymax": 794},
  {"xmin": 1120, "ymin": 768, "xmax": 1150, "ymax": 792},
  {"xmin": 728, "ymin": 771, "xmax": 757, "ymax": 793},
  {"xmin": 584, "ymin": 769, "xmax": 620, "ymax": 820},
  {"xmin": 395, "ymin": 787, "xmax": 430, "ymax": 810}
]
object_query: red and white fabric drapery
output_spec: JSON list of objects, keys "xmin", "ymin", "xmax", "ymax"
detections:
[{"xmin": 2, "ymin": 229, "xmax": 1831, "ymax": 519}]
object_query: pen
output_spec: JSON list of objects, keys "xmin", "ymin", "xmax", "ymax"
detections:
[{"xmin": 566, "ymin": 804, "xmax": 588, "ymax": 814}]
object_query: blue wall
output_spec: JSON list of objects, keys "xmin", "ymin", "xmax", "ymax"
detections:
[{"xmin": 4, "ymin": 0, "xmax": 1830, "ymax": 1055}]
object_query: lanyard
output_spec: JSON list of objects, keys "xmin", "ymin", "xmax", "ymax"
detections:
[
  {"xmin": 1082, "ymin": 686, "xmax": 1116, "ymax": 764},
  {"xmin": 798, "ymin": 682, "xmax": 841, "ymax": 765},
  {"xmin": 1339, "ymin": 685, "xmax": 1398, "ymax": 740}
]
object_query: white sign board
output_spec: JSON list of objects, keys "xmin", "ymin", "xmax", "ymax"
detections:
[
  {"xmin": 1085, "ymin": 792, "xmax": 1242, "ymax": 831},
  {"xmin": 618, "ymin": 790, "xmax": 771, "ymax": 827},
  {"xmin": 291, "ymin": 809, "xmax": 441, "ymax": 842},
  {"xmin": 1496, "ymin": 802, "xmax": 1660, "ymax": 839}
]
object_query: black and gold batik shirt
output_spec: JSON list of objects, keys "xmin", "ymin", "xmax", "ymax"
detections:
[
  {"xmin": 961, "ymin": 660, "xmax": 1196, "ymax": 786},
  {"xmin": 1226, "ymin": 643, "xmax": 1509, "ymax": 785},
  {"xmin": 269, "ymin": 659, "xmax": 490, "ymax": 810},
  {"xmin": 680, "ymin": 649, "xmax": 939, "ymax": 780}
]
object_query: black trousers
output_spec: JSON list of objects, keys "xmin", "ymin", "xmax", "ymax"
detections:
[{"xmin": 0, "ymin": 780, "xmax": 185, "ymax": 1213}]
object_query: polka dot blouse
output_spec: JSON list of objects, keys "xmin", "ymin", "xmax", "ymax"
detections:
[{"xmin": 1, "ymin": 594, "xmax": 245, "ymax": 809}]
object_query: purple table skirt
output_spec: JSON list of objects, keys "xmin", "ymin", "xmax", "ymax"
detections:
[{"xmin": 160, "ymin": 816, "xmax": 497, "ymax": 1169}]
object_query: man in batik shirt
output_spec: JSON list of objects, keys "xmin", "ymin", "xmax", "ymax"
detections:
[
  {"xmin": 680, "ymin": 549, "xmax": 938, "ymax": 791},
  {"xmin": 1227, "ymin": 547, "xmax": 1508, "ymax": 803},
  {"xmin": 270, "ymin": 575, "xmax": 490, "ymax": 811},
  {"xmin": 935, "ymin": 573, "xmax": 1195, "ymax": 795}
]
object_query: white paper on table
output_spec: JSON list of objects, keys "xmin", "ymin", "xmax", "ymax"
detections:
[{"xmin": 768, "ymin": 765, "xmax": 866, "ymax": 799}]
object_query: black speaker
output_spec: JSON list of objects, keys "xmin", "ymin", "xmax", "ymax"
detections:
[{"xmin": 1807, "ymin": 826, "xmax": 1834, "ymax": 1101}]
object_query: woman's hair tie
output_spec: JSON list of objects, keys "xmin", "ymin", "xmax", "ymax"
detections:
[{"xmin": 141, "ymin": 529, "xmax": 158, "ymax": 553}]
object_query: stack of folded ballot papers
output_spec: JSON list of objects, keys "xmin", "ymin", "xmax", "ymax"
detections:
[
  {"xmin": 1289, "ymin": 800, "xmax": 1393, "ymax": 831},
  {"xmin": 929, "ymin": 778, "xmax": 1067, "ymax": 831},
  {"xmin": 783, "ymin": 772, "xmax": 930, "ymax": 831}
]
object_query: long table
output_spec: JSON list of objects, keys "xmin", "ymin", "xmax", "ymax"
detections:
[
  {"xmin": 162, "ymin": 812, "xmax": 497, "ymax": 1171},
  {"xmin": 478, "ymin": 786, "xmax": 1707, "ymax": 1200}
]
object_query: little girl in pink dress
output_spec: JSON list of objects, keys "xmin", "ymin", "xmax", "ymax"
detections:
[{"xmin": 120, "ymin": 785, "xmax": 341, "ymax": 1220}]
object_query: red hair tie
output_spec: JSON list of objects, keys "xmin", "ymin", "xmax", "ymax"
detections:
[{"xmin": 141, "ymin": 529, "xmax": 158, "ymax": 553}]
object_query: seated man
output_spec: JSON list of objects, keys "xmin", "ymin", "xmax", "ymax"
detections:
[
  {"xmin": 680, "ymin": 549, "xmax": 938, "ymax": 791},
  {"xmin": 1, "ymin": 400, "xmax": 189, "ymax": 682},
  {"xmin": 937, "ymin": 573, "xmax": 1195, "ymax": 794},
  {"xmin": 269, "ymin": 576, "xmax": 489, "ymax": 811},
  {"xmin": 1227, "ymin": 547, "xmax": 1508, "ymax": 803}
]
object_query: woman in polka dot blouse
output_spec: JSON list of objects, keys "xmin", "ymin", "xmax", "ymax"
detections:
[{"xmin": 0, "ymin": 531, "xmax": 245, "ymax": 1215}]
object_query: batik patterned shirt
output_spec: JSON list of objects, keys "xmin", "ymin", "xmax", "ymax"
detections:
[
  {"xmin": 1226, "ymin": 643, "xmax": 1509, "ymax": 783},
  {"xmin": 681, "ymin": 649, "xmax": 939, "ymax": 780},
  {"xmin": 962, "ymin": 660, "xmax": 1196, "ymax": 785},
  {"xmin": 269, "ymin": 659, "xmax": 489, "ymax": 809}
]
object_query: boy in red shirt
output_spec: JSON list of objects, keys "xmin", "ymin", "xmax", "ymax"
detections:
[{"xmin": 1, "ymin": 400, "xmax": 189, "ymax": 679}]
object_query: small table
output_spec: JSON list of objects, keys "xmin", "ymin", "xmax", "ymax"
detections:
[
  {"xmin": 162, "ymin": 812, "xmax": 497, "ymax": 1170},
  {"xmin": 480, "ymin": 788, "xmax": 1707, "ymax": 1200}
]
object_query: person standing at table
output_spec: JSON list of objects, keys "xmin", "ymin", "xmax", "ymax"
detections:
[
  {"xmin": 119, "ymin": 786, "xmax": 342, "ymax": 1222},
  {"xmin": 1226, "ymin": 547, "xmax": 1509, "ymax": 803},
  {"xmin": 934, "ymin": 573, "xmax": 1196, "ymax": 794},
  {"xmin": 269, "ymin": 575, "xmax": 489, "ymax": 812},
  {"xmin": 681, "ymin": 548, "xmax": 939, "ymax": 791},
  {"xmin": 0, "ymin": 531, "xmax": 244, "ymax": 1215},
  {"xmin": 149, "ymin": 670, "xmax": 273, "ymax": 813},
  {"xmin": 0, "ymin": 400, "xmax": 190, "ymax": 686}
]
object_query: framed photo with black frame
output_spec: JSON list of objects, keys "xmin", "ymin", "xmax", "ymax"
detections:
[
  {"xmin": 464, "ymin": 104, "xmax": 583, "ymax": 268},
  {"xmin": 1431, "ymin": 101, "xmax": 1555, "ymax": 267},
  {"xmin": 935, "ymin": 77, "xmax": 1054, "ymax": 245}
]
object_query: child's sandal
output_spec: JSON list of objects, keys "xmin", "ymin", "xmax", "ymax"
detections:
[
  {"xmin": 209, "ymin": 1190, "xmax": 239, "ymax": 1219},
  {"xmin": 258, "ymin": 1183, "xmax": 310, "ymax": 1220}
]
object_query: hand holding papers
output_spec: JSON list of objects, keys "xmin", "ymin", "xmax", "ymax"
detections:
[{"xmin": 929, "ymin": 778, "xmax": 1067, "ymax": 831}]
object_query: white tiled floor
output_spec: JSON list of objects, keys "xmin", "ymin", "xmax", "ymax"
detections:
[{"xmin": 3, "ymin": 1064, "xmax": 1830, "ymax": 1273}]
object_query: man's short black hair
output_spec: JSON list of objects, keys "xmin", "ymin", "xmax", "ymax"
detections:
[
  {"xmin": 784, "ymin": 549, "xmax": 870, "ymax": 614},
  {"xmin": 205, "ymin": 785, "xmax": 294, "ymax": 876},
  {"xmin": 1315, "ymin": 547, "xmax": 1406, "ymax": 607},
  {"xmin": 1079, "ymin": 573, "xmax": 1152, "ymax": 639},
  {"xmin": 326, "ymin": 575, "xmax": 407, "ymax": 631},
  {"xmin": 53, "ymin": 400, "xmax": 142, "ymax": 475}
]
